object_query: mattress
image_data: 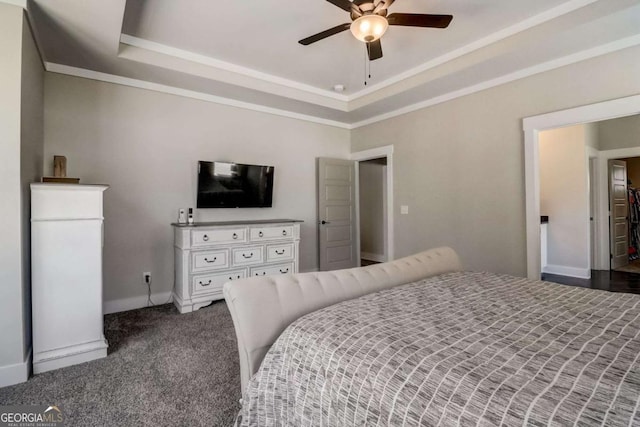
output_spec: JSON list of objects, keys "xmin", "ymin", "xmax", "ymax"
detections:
[{"xmin": 237, "ymin": 272, "xmax": 640, "ymax": 426}]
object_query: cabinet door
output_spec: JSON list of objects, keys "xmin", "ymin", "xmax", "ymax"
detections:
[{"xmin": 32, "ymin": 220, "xmax": 104, "ymax": 353}]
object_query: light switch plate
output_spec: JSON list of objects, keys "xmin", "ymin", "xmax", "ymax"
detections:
[{"xmin": 401, "ymin": 205, "xmax": 409, "ymax": 215}]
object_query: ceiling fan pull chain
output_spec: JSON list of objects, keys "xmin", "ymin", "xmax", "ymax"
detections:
[
  {"xmin": 363, "ymin": 47, "xmax": 374, "ymax": 86},
  {"xmin": 364, "ymin": 48, "xmax": 368, "ymax": 86}
]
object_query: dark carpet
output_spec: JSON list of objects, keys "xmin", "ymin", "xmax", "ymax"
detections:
[{"xmin": 0, "ymin": 301, "xmax": 241, "ymax": 426}]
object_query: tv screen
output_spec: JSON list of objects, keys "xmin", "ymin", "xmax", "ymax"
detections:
[{"xmin": 197, "ymin": 161, "xmax": 274, "ymax": 208}]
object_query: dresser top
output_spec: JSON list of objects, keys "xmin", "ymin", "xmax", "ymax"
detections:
[{"xmin": 171, "ymin": 219, "xmax": 304, "ymax": 227}]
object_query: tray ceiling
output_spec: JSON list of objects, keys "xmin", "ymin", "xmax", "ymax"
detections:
[{"xmin": 20, "ymin": 0, "xmax": 640, "ymax": 127}]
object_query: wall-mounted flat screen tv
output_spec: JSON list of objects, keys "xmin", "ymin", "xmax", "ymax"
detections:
[{"xmin": 197, "ymin": 161, "xmax": 274, "ymax": 208}]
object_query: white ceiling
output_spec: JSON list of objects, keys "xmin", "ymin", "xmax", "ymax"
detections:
[{"xmin": 20, "ymin": 0, "xmax": 640, "ymax": 127}]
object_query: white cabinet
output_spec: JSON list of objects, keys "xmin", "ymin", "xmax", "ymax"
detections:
[
  {"xmin": 173, "ymin": 220, "xmax": 301, "ymax": 314},
  {"xmin": 31, "ymin": 183, "xmax": 108, "ymax": 374}
]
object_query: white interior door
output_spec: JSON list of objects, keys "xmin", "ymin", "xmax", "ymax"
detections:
[
  {"xmin": 317, "ymin": 158, "xmax": 357, "ymax": 271},
  {"xmin": 609, "ymin": 159, "xmax": 629, "ymax": 269}
]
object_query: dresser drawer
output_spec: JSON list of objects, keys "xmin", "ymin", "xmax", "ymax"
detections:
[
  {"xmin": 232, "ymin": 246, "xmax": 264, "ymax": 265},
  {"xmin": 191, "ymin": 250, "xmax": 228, "ymax": 272},
  {"xmin": 192, "ymin": 270, "xmax": 246, "ymax": 295},
  {"xmin": 192, "ymin": 228, "xmax": 246, "ymax": 247},
  {"xmin": 266, "ymin": 243, "xmax": 294, "ymax": 262},
  {"xmin": 250, "ymin": 263, "xmax": 294, "ymax": 277},
  {"xmin": 250, "ymin": 226, "xmax": 294, "ymax": 241}
]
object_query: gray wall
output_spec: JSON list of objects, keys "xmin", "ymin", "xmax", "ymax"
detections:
[
  {"xmin": 351, "ymin": 45, "xmax": 640, "ymax": 276},
  {"xmin": 359, "ymin": 160, "xmax": 386, "ymax": 259},
  {"xmin": 598, "ymin": 114, "xmax": 640, "ymax": 151},
  {"xmin": 584, "ymin": 122, "xmax": 599, "ymax": 150},
  {"xmin": 43, "ymin": 73, "xmax": 350, "ymax": 305},
  {"xmin": 20, "ymin": 13, "xmax": 44, "ymax": 356},
  {"xmin": 0, "ymin": 3, "xmax": 43, "ymax": 385},
  {"xmin": 0, "ymin": 3, "xmax": 25, "ymax": 376}
]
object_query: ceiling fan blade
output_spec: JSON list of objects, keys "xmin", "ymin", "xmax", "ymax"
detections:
[
  {"xmin": 387, "ymin": 13, "xmax": 453, "ymax": 28},
  {"xmin": 367, "ymin": 39, "xmax": 383, "ymax": 61},
  {"xmin": 298, "ymin": 23, "xmax": 351, "ymax": 45},
  {"xmin": 326, "ymin": 0, "xmax": 353, "ymax": 12}
]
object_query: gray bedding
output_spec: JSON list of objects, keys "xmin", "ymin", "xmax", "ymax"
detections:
[{"xmin": 237, "ymin": 272, "xmax": 640, "ymax": 426}]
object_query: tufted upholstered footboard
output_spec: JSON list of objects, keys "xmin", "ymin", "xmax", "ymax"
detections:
[{"xmin": 222, "ymin": 246, "xmax": 463, "ymax": 394}]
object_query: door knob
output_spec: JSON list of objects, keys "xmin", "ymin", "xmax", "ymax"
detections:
[{"xmin": 321, "ymin": 220, "xmax": 331, "ymax": 225}]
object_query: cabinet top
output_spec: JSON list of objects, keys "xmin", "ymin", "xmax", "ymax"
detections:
[
  {"xmin": 31, "ymin": 183, "xmax": 109, "ymax": 191},
  {"xmin": 172, "ymin": 219, "xmax": 303, "ymax": 227}
]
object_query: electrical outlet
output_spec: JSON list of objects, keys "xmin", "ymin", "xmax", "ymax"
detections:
[{"xmin": 143, "ymin": 272, "xmax": 151, "ymax": 285}]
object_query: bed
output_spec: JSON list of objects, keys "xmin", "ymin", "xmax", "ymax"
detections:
[{"xmin": 223, "ymin": 247, "xmax": 640, "ymax": 426}]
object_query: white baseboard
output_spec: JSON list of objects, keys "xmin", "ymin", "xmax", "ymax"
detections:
[
  {"xmin": 103, "ymin": 291, "xmax": 173, "ymax": 314},
  {"xmin": 0, "ymin": 348, "xmax": 31, "ymax": 388},
  {"xmin": 361, "ymin": 252, "xmax": 386, "ymax": 263},
  {"xmin": 543, "ymin": 264, "xmax": 591, "ymax": 279},
  {"xmin": 33, "ymin": 338, "xmax": 107, "ymax": 374}
]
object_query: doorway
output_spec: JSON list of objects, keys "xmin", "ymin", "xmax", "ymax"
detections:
[
  {"xmin": 538, "ymin": 124, "xmax": 592, "ymax": 279},
  {"xmin": 524, "ymin": 95, "xmax": 640, "ymax": 280},
  {"xmin": 316, "ymin": 145, "xmax": 394, "ymax": 271},
  {"xmin": 537, "ymin": 120, "xmax": 640, "ymax": 282},
  {"xmin": 351, "ymin": 145, "xmax": 394, "ymax": 266},
  {"xmin": 610, "ymin": 157, "xmax": 640, "ymax": 274},
  {"xmin": 358, "ymin": 157, "xmax": 388, "ymax": 265}
]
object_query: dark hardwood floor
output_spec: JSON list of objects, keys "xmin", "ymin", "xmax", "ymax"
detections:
[{"xmin": 542, "ymin": 270, "xmax": 640, "ymax": 294}]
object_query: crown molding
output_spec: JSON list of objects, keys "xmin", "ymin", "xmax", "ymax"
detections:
[
  {"xmin": 20, "ymin": 0, "xmax": 637, "ymax": 132},
  {"xmin": 117, "ymin": 0, "xmax": 600, "ymax": 113},
  {"xmin": 44, "ymin": 32, "xmax": 640, "ymax": 131},
  {"xmin": 119, "ymin": 34, "xmax": 350, "ymax": 110},
  {"xmin": 344, "ymin": 0, "xmax": 599, "ymax": 105},
  {"xmin": 350, "ymin": 34, "xmax": 640, "ymax": 129},
  {"xmin": 45, "ymin": 62, "xmax": 353, "ymax": 130}
]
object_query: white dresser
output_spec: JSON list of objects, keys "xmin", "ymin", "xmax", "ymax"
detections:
[
  {"xmin": 173, "ymin": 219, "xmax": 302, "ymax": 314},
  {"xmin": 31, "ymin": 183, "xmax": 108, "ymax": 374}
]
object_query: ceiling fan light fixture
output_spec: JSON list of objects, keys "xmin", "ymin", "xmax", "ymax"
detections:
[{"xmin": 350, "ymin": 14, "xmax": 388, "ymax": 43}]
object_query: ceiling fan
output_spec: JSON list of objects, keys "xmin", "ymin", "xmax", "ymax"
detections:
[{"xmin": 298, "ymin": 0, "xmax": 453, "ymax": 61}]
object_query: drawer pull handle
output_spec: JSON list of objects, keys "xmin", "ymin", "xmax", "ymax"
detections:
[
  {"xmin": 275, "ymin": 249, "xmax": 285, "ymax": 255},
  {"xmin": 255, "ymin": 272, "xmax": 266, "ymax": 276},
  {"xmin": 282, "ymin": 230, "xmax": 287, "ymax": 236},
  {"xmin": 258, "ymin": 231, "xmax": 264, "ymax": 237},
  {"xmin": 204, "ymin": 257, "xmax": 217, "ymax": 263},
  {"xmin": 280, "ymin": 268, "xmax": 289, "ymax": 274},
  {"xmin": 242, "ymin": 253, "xmax": 254, "ymax": 259},
  {"xmin": 232, "ymin": 233, "xmax": 238, "ymax": 240},
  {"xmin": 203, "ymin": 235, "xmax": 209, "ymax": 241},
  {"xmin": 229, "ymin": 275, "xmax": 242, "ymax": 280},
  {"xmin": 199, "ymin": 280, "xmax": 212, "ymax": 287}
]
